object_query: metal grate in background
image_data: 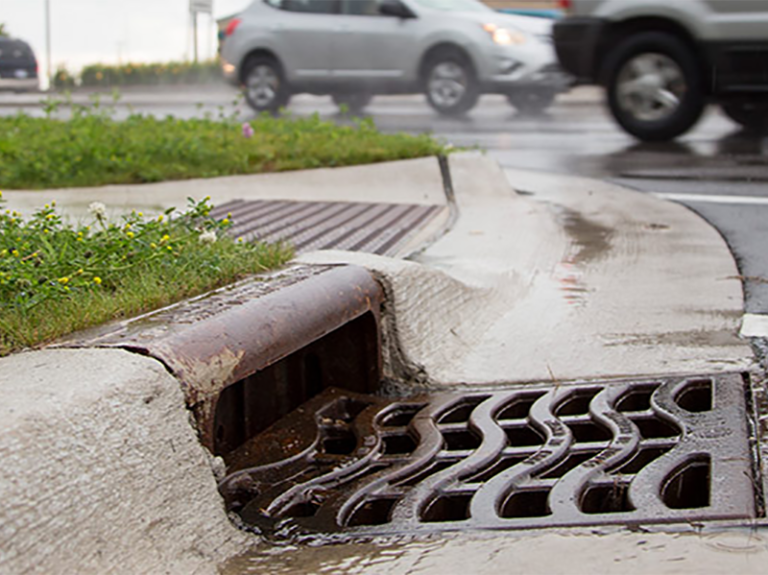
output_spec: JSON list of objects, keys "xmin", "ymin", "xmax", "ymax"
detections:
[
  {"xmin": 218, "ymin": 374, "xmax": 761, "ymax": 537},
  {"xmin": 210, "ymin": 199, "xmax": 447, "ymax": 257}
]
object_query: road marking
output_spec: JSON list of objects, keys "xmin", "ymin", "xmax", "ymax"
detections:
[
  {"xmin": 654, "ymin": 193, "xmax": 768, "ymax": 206},
  {"xmin": 741, "ymin": 314, "xmax": 768, "ymax": 338}
]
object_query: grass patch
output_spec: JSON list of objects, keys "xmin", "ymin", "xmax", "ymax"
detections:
[
  {"xmin": 0, "ymin": 94, "xmax": 447, "ymax": 190},
  {"xmin": 0, "ymin": 195, "xmax": 293, "ymax": 356}
]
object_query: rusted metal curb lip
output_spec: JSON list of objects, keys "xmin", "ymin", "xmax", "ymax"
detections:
[{"xmin": 60, "ymin": 264, "xmax": 385, "ymax": 449}]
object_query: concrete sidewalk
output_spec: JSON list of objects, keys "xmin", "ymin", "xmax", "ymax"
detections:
[{"xmin": 0, "ymin": 154, "xmax": 762, "ymax": 575}]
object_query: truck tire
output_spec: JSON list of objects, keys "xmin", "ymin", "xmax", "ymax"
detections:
[{"xmin": 603, "ymin": 32, "xmax": 705, "ymax": 141}]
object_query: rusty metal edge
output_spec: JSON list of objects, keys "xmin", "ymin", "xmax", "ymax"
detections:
[{"xmin": 59, "ymin": 263, "xmax": 385, "ymax": 448}]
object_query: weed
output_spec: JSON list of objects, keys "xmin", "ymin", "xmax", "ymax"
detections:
[{"xmin": 0, "ymin": 193, "xmax": 293, "ymax": 355}]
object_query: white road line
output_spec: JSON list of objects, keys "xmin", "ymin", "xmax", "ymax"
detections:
[
  {"xmin": 741, "ymin": 314, "xmax": 768, "ymax": 338},
  {"xmin": 654, "ymin": 193, "xmax": 768, "ymax": 206}
]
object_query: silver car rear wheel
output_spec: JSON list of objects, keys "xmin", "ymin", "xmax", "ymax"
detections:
[
  {"xmin": 424, "ymin": 53, "xmax": 479, "ymax": 116},
  {"xmin": 242, "ymin": 56, "xmax": 290, "ymax": 114}
]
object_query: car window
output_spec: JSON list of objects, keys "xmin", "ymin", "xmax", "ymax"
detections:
[
  {"xmin": 342, "ymin": 0, "xmax": 382, "ymax": 16},
  {"xmin": 270, "ymin": 0, "xmax": 340, "ymax": 13},
  {"xmin": 0, "ymin": 41, "xmax": 35, "ymax": 63}
]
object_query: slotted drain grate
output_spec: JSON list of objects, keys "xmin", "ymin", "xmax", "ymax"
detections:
[
  {"xmin": 210, "ymin": 199, "xmax": 448, "ymax": 257},
  {"xmin": 218, "ymin": 374, "xmax": 761, "ymax": 537}
]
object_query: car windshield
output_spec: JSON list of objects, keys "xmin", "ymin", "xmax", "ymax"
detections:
[{"xmin": 410, "ymin": 0, "xmax": 490, "ymax": 13}]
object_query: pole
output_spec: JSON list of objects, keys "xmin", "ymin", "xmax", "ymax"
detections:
[
  {"xmin": 45, "ymin": 0, "xmax": 52, "ymax": 89},
  {"xmin": 192, "ymin": 10, "xmax": 198, "ymax": 63}
]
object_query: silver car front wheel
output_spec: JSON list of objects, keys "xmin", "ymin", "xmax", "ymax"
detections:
[{"xmin": 424, "ymin": 54, "xmax": 479, "ymax": 116}]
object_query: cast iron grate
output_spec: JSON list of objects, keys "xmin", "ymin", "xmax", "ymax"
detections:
[
  {"xmin": 210, "ymin": 199, "xmax": 447, "ymax": 257},
  {"xmin": 218, "ymin": 374, "xmax": 760, "ymax": 537}
]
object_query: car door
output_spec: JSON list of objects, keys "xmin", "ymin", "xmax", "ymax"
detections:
[
  {"xmin": 330, "ymin": 0, "xmax": 419, "ymax": 84},
  {"xmin": 270, "ymin": 0, "xmax": 340, "ymax": 81}
]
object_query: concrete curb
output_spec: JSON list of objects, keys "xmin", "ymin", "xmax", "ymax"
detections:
[{"xmin": 0, "ymin": 349, "xmax": 249, "ymax": 575}]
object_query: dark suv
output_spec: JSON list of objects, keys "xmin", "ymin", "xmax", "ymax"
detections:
[
  {"xmin": 553, "ymin": 0, "xmax": 768, "ymax": 141},
  {"xmin": 0, "ymin": 37, "xmax": 39, "ymax": 92}
]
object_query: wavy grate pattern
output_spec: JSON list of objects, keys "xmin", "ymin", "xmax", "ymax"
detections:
[{"xmin": 219, "ymin": 374, "xmax": 759, "ymax": 537}]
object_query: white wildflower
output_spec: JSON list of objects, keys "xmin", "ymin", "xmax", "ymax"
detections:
[
  {"xmin": 88, "ymin": 202, "xmax": 107, "ymax": 220},
  {"xmin": 199, "ymin": 229, "xmax": 217, "ymax": 244}
]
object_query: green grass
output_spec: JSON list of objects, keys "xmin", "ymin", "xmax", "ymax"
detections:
[
  {"xmin": 0, "ymin": 97, "xmax": 447, "ymax": 190},
  {"xmin": 0, "ymin": 197, "xmax": 293, "ymax": 355}
]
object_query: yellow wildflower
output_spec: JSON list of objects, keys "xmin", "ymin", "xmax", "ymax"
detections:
[
  {"xmin": 93, "ymin": 277, "xmax": 102, "ymax": 285},
  {"xmin": 126, "ymin": 231, "xmax": 135, "ymax": 239},
  {"xmin": 58, "ymin": 277, "xmax": 69, "ymax": 284}
]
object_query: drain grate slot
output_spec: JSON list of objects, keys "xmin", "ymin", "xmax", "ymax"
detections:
[
  {"xmin": 219, "ymin": 374, "xmax": 761, "ymax": 537},
  {"xmin": 662, "ymin": 455, "xmax": 711, "ymax": 509}
]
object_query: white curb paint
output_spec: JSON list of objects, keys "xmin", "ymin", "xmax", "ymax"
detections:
[{"xmin": 741, "ymin": 313, "xmax": 768, "ymax": 338}]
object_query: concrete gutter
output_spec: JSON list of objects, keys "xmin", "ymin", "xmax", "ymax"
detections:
[
  {"xmin": 0, "ymin": 154, "xmax": 760, "ymax": 573},
  {"xmin": 300, "ymin": 153, "xmax": 755, "ymax": 385}
]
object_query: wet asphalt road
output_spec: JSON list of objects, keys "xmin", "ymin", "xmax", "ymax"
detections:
[{"xmin": 2, "ymin": 87, "xmax": 767, "ymax": 314}]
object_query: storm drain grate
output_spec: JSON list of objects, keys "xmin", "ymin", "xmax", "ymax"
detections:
[
  {"xmin": 210, "ymin": 199, "xmax": 447, "ymax": 257},
  {"xmin": 218, "ymin": 374, "xmax": 761, "ymax": 537}
]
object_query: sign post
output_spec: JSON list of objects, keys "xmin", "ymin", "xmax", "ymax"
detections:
[{"xmin": 189, "ymin": 0, "xmax": 213, "ymax": 62}]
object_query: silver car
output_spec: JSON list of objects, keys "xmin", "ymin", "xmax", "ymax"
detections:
[{"xmin": 221, "ymin": 0, "xmax": 571, "ymax": 115}]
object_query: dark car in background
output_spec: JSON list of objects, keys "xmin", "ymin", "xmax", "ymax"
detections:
[{"xmin": 0, "ymin": 37, "xmax": 39, "ymax": 92}]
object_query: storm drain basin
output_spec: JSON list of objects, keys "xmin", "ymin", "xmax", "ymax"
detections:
[{"xmin": 219, "ymin": 373, "xmax": 762, "ymax": 537}]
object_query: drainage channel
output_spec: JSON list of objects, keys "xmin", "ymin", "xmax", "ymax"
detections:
[{"xmin": 218, "ymin": 374, "xmax": 764, "ymax": 539}]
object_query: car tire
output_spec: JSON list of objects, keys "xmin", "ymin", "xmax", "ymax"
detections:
[
  {"xmin": 603, "ymin": 32, "xmax": 705, "ymax": 142},
  {"xmin": 507, "ymin": 88, "xmax": 556, "ymax": 115},
  {"xmin": 332, "ymin": 93, "xmax": 373, "ymax": 115},
  {"xmin": 241, "ymin": 56, "xmax": 290, "ymax": 114},
  {"xmin": 721, "ymin": 101, "xmax": 768, "ymax": 133},
  {"xmin": 424, "ymin": 50, "xmax": 479, "ymax": 116}
]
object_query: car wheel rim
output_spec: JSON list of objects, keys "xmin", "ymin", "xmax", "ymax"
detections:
[
  {"xmin": 616, "ymin": 53, "xmax": 686, "ymax": 122},
  {"xmin": 246, "ymin": 65, "xmax": 279, "ymax": 108},
  {"xmin": 429, "ymin": 62, "xmax": 467, "ymax": 109}
]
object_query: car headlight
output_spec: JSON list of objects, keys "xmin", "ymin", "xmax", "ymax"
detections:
[{"xmin": 482, "ymin": 23, "xmax": 527, "ymax": 46}]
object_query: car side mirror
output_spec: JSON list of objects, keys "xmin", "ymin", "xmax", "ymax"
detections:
[{"xmin": 379, "ymin": 0, "xmax": 416, "ymax": 19}]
